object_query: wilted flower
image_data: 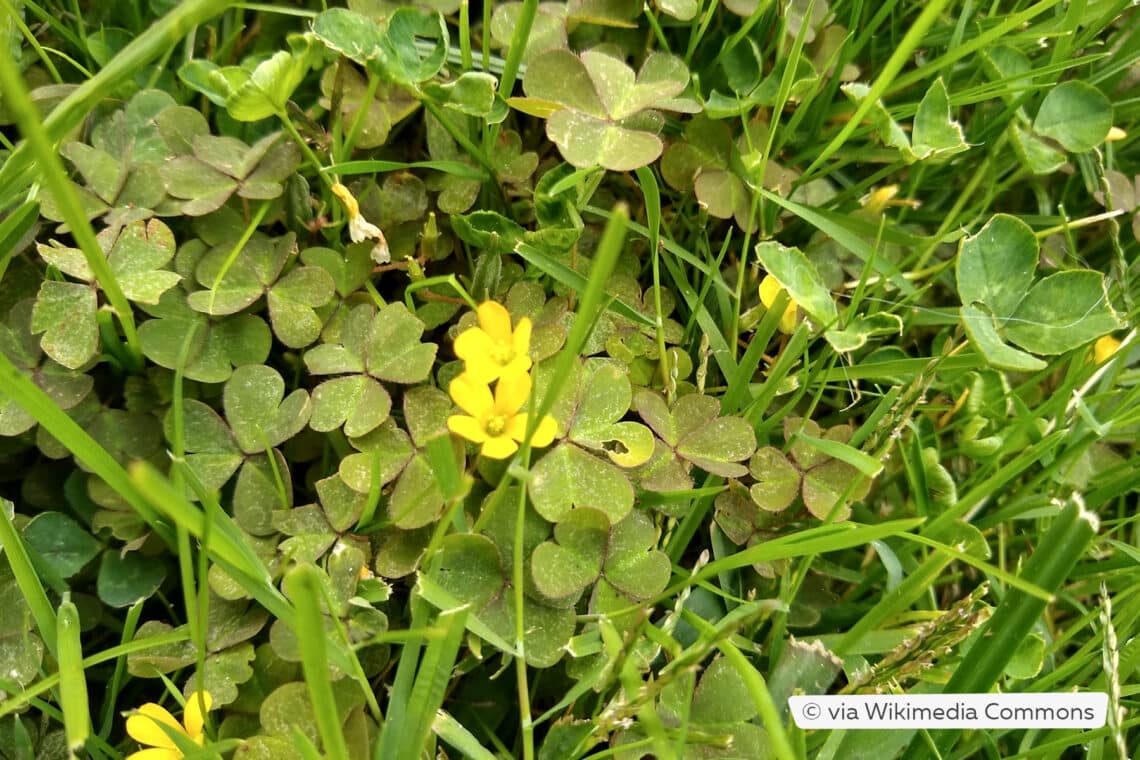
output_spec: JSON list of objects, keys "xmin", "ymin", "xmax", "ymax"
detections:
[
  {"xmin": 125, "ymin": 691, "xmax": 212, "ymax": 760},
  {"xmin": 759, "ymin": 274, "xmax": 798, "ymax": 334},
  {"xmin": 453, "ymin": 301, "xmax": 533, "ymax": 384},
  {"xmin": 447, "ymin": 371, "xmax": 556, "ymax": 459},
  {"xmin": 331, "ymin": 182, "xmax": 390, "ymax": 264}
]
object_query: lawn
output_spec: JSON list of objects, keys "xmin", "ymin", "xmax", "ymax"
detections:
[{"xmin": 0, "ymin": 0, "xmax": 1137, "ymax": 758}]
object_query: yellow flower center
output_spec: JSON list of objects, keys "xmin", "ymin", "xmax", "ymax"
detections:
[
  {"xmin": 490, "ymin": 341, "xmax": 515, "ymax": 366},
  {"xmin": 485, "ymin": 413, "xmax": 509, "ymax": 436}
]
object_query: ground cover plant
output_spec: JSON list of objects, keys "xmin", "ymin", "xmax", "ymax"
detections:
[{"xmin": 0, "ymin": 0, "xmax": 1137, "ymax": 758}]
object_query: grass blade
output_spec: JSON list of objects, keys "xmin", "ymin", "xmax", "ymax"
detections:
[
  {"xmin": 287, "ymin": 564, "xmax": 351, "ymax": 760},
  {"xmin": 56, "ymin": 596, "xmax": 90, "ymax": 756}
]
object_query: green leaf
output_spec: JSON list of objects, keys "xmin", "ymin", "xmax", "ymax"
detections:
[
  {"xmin": 223, "ymin": 364, "xmax": 312, "ymax": 455},
  {"xmin": 802, "ymin": 460, "xmax": 865, "ymax": 521},
  {"xmin": 1004, "ymin": 270, "xmax": 1122, "ymax": 355},
  {"xmin": 380, "ymin": 8, "xmax": 449, "ymax": 85},
  {"xmin": 312, "ymin": 8, "xmax": 386, "ymax": 63},
  {"xmin": 1033, "ymin": 81, "xmax": 1113, "ymax": 153},
  {"xmin": 602, "ymin": 510, "xmax": 670, "ymax": 601},
  {"xmin": 189, "ymin": 232, "xmax": 294, "ymax": 316},
  {"xmin": 961, "ymin": 303, "xmax": 1047, "ymax": 372},
  {"xmin": 955, "ymin": 214, "xmax": 1038, "ymax": 319},
  {"xmin": 234, "ymin": 451, "xmax": 293, "ymax": 536},
  {"xmin": 310, "ymin": 375, "xmax": 392, "ymax": 438},
  {"xmin": 186, "ymin": 642, "xmax": 256, "ymax": 706},
  {"xmin": 754, "ymin": 241, "xmax": 838, "ymax": 329},
  {"xmin": 365, "ymin": 302, "xmax": 438, "ymax": 383},
  {"xmin": 825, "ymin": 313, "xmax": 904, "ymax": 353},
  {"xmin": 635, "ymin": 390, "xmax": 756, "ymax": 478},
  {"xmin": 339, "ymin": 419, "xmax": 415, "ymax": 493},
  {"xmin": 530, "ymin": 507, "xmax": 609, "ymax": 600},
  {"xmin": 22, "ymin": 512, "xmax": 102, "ymax": 579},
  {"xmin": 546, "ymin": 110, "xmax": 664, "ymax": 172},
  {"xmin": 529, "ymin": 443, "xmax": 634, "ymax": 524},
  {"xmin": 267, "ymin": 266, "xmax": 336, "ymax": 348},
  {"xmin": 567, "ymin": 363, "xmax": 654, "ymax": 467},
  {"xmin": 748, "ymin": 447, "xmax": 800, "ymax": 512},
  {"xmin": 426, "ymin": 72, "xmax": 498, "ymax": 117},
  {"xmin": 911, "ymin": 77, "xmax": 969, "ymax": 160},
  {"xmin": 96, "ymin": 551, "xmax": 166, "ymax": 607},
  {"xmin": 689, "ymin": 656, "xmax": 759, "ymax": 724},
  {"xmin": 30, "ymin": 281, "xmax": 98, "ymax": 369},
  {"xmin": 388, "ymin": 454, "xmax": 443, "ymax": 529},
  {"xmin": 435, "ymin": 533, "xmax": 505, "ymax": 612}
]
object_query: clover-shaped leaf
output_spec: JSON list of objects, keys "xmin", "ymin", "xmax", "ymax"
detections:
[
  {"xmin": 556, "ymin": 362, "xmax": 654, "ymax": 468},
  {"xmin": 163, "ymin": 132, "xmax": 302, "ymax": 216},
  {"xmin": 529, "ymin": 443, "xmax": 634, "ymax": 524},
  {"xmin": 223, "ymin": 365, "xmax": 312, "ymax": 455},
  {"xmin": 139, "ymin": 291, "xmax": 272, "ymax": 383},
  {"xmin": 388, "ymin": 454, "xmax": 443, "ymax": 529},
  {"xmin": 234, "ymin": 450, "xmax": 294, "ymax": 536},
  {"xmin": 634, "ymin": 390, "xmax": 756, "ymax": 480},
  {"xmin": 519, "ymin": 49, "xmax": 692, "ymax": 171},
  {"xmin": 956, "ymin": 214, "xmax": 1122, "ymax": 368},
  {"xmin": 30, "ymin": 281, "xmax": 98, "ymax": 370},
  {"xmin": 188, "ymin": 231, "xmax": 295, "ymax": 316},
  {"xmin": 531, "ymin": 507, "xmax": 609, "ymax": 600},
  {"xmin": 338, "ymin": 419, "xmax": 415, "ymax": 493},
  {"xmin": 310, "ymin": 376, "xmax": 392, "ymax": 438},
  {"xmin": 22, "ymin": 512, "xmax": 102, "ymax": 579},
  {"xmin": 748, "ymin": 447, "xmax": 801, "ymax": 512},
  {"xmin": 0, "ymin": 301, "xmax": 94, "ymax": 434},
  {"xmin": 365, "ymin": 302, "xmax": 438, "ymax": 382},
  {"xmin": 316, "ymin": 473, "xmax": 367, "ymax": 532},
  {"xmin": 266, "ymin": 265, "xmax": 336, "ymax": 348},
  {"xmin": 781, "ymin": 418, "xmax": 872, "ymax": 521},
  {"xmin": 602, "ymin": 510, "xmax": 670, "ymax": 601},
  {"xmin": 164, "ymin": 399, "xmax": 243, "ymax": 495},
  {"xmin": 435, "ymin": 533, "xmax": 576, "ymax": 668},
  {"xmin": 305, "ymin": 302, "xmax": 437, "ymax": 384}
]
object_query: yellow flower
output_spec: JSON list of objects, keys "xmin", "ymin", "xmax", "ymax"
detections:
[
  {"xmin": 759, "ymin": 274, "xmax": 798, "ymax": 334},
  {"xmin": 1094, "ymin": 334, "xmax": 1122, "ymax": 363},
  {"xmin": 453, "ymin": 301, "xmax": 533, "ymax": 384},
  {"xmin": 331, "ymin": 182, "xmax": 390, "ymax": 264},
  {"xmin": 125, "ymin": 691, "xmax": 212, "ymax": 760},
  {"xmin": 1107, "ymin": 126, "xmax": 1127, "ymax": 142},
  {"xmin": 447, "ymin": 371, "xmax": 557, "ymax": 459}
]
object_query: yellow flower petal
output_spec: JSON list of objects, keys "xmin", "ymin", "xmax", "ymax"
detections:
[
  {"xmin": 481, "ymin": 435, "xmax": 519, "ymax": 459},
  {"xmin": 758, "ymin": 275, "xmax": 783, "ymax": 309},
  {"xmin": 506, "ymin": 414, "xmax": 558, "ymax": 448},
  {"xmin": 126, "ymin": 704, "xmax": 184, "ymax": 749},
  {"xmin": 529, "ymin": 415, "xmax": 558, "ymax": 448},
  {"xmin": 331, "ymin": 183, "xmax": 360, "ymax": 218},
  {"xmin": 477, "ymin": 301, "xmax": 514, "ymax": 344},
  {"xmin": 778, "ymin": 303, "xmax": 797, "ymax": 334},
  {"xmin": 449, "ymin": 374, "xmax": 494, "ymax": 418},
  {"xmin": 495, "ymin": 369, "xmax": 532, "ymax": 417},
  {"xmin": 512, "ymin": 316, "xmax": 532, "ymax": 358},
  {"xmin": 448, "ymin": 415, "xmax": 489, "ymax": 443},
  {"xmin": 125, "ymin": 748, "xmax": 182, "ymax": 760},
  {"xmin": 183, "ymin": 692, "xmax": 212, "ymax": 742},
  {"xmin": 1094, "ymin": 335, "xmax": 1121, "ymax": 363},
  {"xmin": 453, "ymin": 327, "xmax": 498, "ymax": 382}
]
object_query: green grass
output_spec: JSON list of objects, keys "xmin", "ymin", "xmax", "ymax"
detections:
[{"xmin": 0, "ymin": 0, "xmax": 1138, "ymax": 759}]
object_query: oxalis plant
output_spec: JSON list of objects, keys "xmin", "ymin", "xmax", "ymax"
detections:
[{"xmin": 0, "ymin": 1, "xmax": 1137, "ymax": 760}]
